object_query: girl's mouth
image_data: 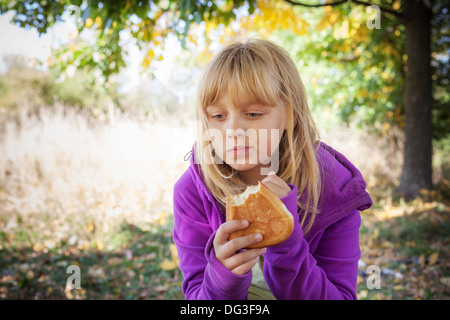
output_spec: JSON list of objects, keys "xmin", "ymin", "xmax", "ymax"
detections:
[{"xmin": 228, "ymin": 146, "xmax": 252, "ymax": 155}]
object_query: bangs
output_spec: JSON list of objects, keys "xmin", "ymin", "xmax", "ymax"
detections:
[{"xmin": 198, "ymin": 43, "xmax": 285, "ymax": 111}]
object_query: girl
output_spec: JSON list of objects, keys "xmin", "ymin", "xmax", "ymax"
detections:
[{"xmin": 173, "ymin": 38, "xmax": 373, "ymax": 300}]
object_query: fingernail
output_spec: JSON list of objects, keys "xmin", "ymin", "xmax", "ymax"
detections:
[
  {"xmin": 242, "ymin": 220, "xmax": 249, "ymax": 226},
  {"xmin": 260, "ymin": 248, "xmax": 267, "ymax": 253},
  {"xmin": 255, "ymin": 233, "xmax": 263, "ymax": 241}
]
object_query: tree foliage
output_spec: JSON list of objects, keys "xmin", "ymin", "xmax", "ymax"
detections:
[
  {"xmin": 0, "ymin": 0, "xmax": 448, "ymax": 140},
  {"xmin": 0, "ymin": 0, "xmax": 256, "ymax": 83}
]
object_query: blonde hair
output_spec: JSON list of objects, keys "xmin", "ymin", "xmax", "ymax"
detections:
[{"xmin": 194, "ymin": 38, "xmax": 322, "ymax": 234}]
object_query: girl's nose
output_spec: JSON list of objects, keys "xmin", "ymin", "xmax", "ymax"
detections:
[{"xmin": 226, "ymin": 115, "xmax": 246, "ymax": 138}]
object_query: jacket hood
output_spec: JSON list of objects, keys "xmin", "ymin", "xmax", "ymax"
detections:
[{"xmin": 309, "ymin": 142, "xmax": 373, "ymax": 238}]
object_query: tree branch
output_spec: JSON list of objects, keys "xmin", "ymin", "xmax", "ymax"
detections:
[
  {"xmin": 284, "ymin": 0, "xmax": 404, "ymax": 18},
  {"xmin": 351, "ymin": 0, "xmax": 403, "ymax": 18},
  {"xmin": 284, "ymin": 0, "xmax": 347, "ymax": 8}
]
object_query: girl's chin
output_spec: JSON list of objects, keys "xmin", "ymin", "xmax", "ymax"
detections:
[{"xmin": 226, "ymin": 163, "xmax": 260, "ymax": 172}]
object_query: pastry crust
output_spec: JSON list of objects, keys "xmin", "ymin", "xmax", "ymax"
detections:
[{"xmin": 226, "ymin": 181, "xmax": 294, "ymax": 248}]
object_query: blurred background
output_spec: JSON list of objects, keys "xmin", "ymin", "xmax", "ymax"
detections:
[{"xmin": 0, "ymin": 0, "xmax": 448, "ymax": 300}]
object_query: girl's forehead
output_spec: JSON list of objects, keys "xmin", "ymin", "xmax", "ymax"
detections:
[
  {"xmin": 206, "ymin": 90, "xmax": 275, "ymax": 109},
  {"xmin": 208, "ymin": 96, "xmax": 259, "ymax": 108}
]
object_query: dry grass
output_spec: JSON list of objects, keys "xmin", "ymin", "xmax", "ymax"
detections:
[{"xmin": 0, "ymin": 105, "xmax": 193, "ymax": 251}]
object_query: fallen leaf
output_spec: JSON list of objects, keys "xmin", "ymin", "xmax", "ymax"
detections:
[
  {"xmin": 440, "ymin": 277, "xmax": 450, "ymax": 287},
  {"xmin": 86, "ymin": 223, "xmax": 95, "ymax": 233},
  {"xmin": 123, "ymin": 249, "xmax": 133, "ymax": 261},
  {"xmin": 140, "ymin": 252, "xmax": 156, "ymax": 260},
  {"xmin": 169, "ymin": 244, "xmax": 178, "ymax": 260},
  {"xmin": 88, "ymin": 266, "xmax": 106, "ymax": 278},
  {"xmin": 157, "ymin": 213, "xmax": 167, "ymax": 225},
  {"xmin": 160, "ymin": 259, "xmax": 178, "ymax": 271},
  {"xmin": 19, "ymin": 263, "xmax": 30, "ymax": 273},
  {"xmin": 107, "ymin": 257, "xmax": 123, "ymax": 265},
  {"xmin": 379, "ymin": 241, "xmax": 394, "ymax": 249},
  {"xmin": 370, "ymin": 227, "xmax": 380, "ymax": 240},
  {"xmin": 26, "ymin": 270, "xmax": 34, "ymax": 280},
  {"xmin": 428, "ymin": 252, "xmax": 439, "ymax": 266},
  {"xmin": 419, "ymin": 254, "xmax": 426, "ymax": 268},
  {"xmin": 155, "ymin": 284, "xmax": 169, "ymax": 293},
  {"xmin": 358, "ymin": 290, "xmax": 368, "ymax": 299}
]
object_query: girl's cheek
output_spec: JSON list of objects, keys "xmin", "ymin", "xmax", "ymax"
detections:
[
  {"xmin": 211, "ymin": 139, "xmax": 223, "ymax": 155},
  {"xmin": 270, "ymin": 129, "xmax": 282, "ymax": 154}
]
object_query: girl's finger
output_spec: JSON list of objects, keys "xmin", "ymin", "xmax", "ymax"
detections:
[
  {"xmin": 214, "ymin": 220, "xmax": 249, "ymax": 246},
  {"xmin": 262, "ymin": 180, "xmax": 285, "ymax": 192},
  {"xmin": 228, "ymin": 248, "xmax": 266, "ymax": 274},
  {"xmin": 261, "ymin": 180, "xmax": 290, "ymax": 198},
  {"xmin": 224, "ymin": 247, "xmax": 265, "ymax": 271},
  {"xmin": 231, "ymin": 256, "xmax": 261, "ymax": 275},
  {"xmin": 220, "ymin": 232, "xmax": 263, "ymax": 258},
  {"xmin": 262, "ymin": 175, "xmax": 284, "ymax": 189}
]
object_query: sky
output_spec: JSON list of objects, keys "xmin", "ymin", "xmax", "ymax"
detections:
[
  {"xmin": 0, "ymin": 10, "xmax": 182, "ymax": 92},
  {"xmin": 0, "ymin": 11, "xmax": 54, "ymax": 72}
]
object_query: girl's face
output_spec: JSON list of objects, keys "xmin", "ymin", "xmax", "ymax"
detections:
[{"xmin": 206, "ymin": 92, "xmax": 286, "ymax": 177}]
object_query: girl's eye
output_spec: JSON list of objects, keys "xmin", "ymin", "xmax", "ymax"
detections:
[
  {"xmin": 248, "ymin": 113, "xmax": 263, "ymax": 118},
  {"xmin": 211, "ymin": 114, "xmax": 225, "ymax": 120}
]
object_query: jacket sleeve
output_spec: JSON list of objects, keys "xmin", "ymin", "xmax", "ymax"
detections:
[
  {"xmin": 263, "ymin": 184, "xmax": 361, "ymax": 300},
  {"xmin": 172, "ymin": 182, "xmax": 252, "ymax": 300}
]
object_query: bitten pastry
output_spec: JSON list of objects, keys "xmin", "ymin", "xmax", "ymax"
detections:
[{"xmin": 226, "ymin": 181, "xmax": 294, "ymax": 248}]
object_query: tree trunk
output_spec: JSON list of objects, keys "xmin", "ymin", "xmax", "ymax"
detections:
[{"xmin": 397, "ymin": 0, "xmax": 433, "ymax": 200}]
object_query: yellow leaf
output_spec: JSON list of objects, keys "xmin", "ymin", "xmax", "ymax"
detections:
[
  {"xmin": 392, "ymin": 0, "xmax": 401, "ymax": 11},
  {"xmin": 141, "ymin": 49, "xmax": 155, "ymax": 68},
  {"xmin": 141, "ymin": 57, "xmax": 150, "ymax": 68},
  {"xmin": 358, "ymin": 290, "xmax": 368, "ymax": 299},
  {"xmin": 95, "ymin": 240, "xmax": 104, "ymax": 250},
  {"xmin": 380, "ymin": 241, "xmax": 393, "ymax": 249},
  {"xmin": 147, "ymin": 49, "xmax": 155, "ymax": 59},
  {"xmin": 428, "ymin": 252, "xmax": 439, "ymax": 266},
  {"xmin": 86, "ymin": 223, "xmax": 95, "ymax": 233},
  {"xmin": 189, "ymin": 35, "xmax": 197, "ymax": 46},
  {"xmin": 85, "ymin": 17, "xmax": 93, "ymax": 28},
  {"xmin": 370, "ymin": 227, "xmax": 380, "ymax": 240},
  {"xmin": 333, "ymin": 19, "xmax": 349, "ymax": 39},
  {"xmin": 329, "ymin": 11, "xmax": 339, "ymax": 24},
  {"xmin": 419, "ymin": 253, "xmax": 426, "ymax": 268},
  {"xmin": 157, "ymin": 213, "xmax": 167, "ymax": 225},
  {"xmin": 160, "ymin": 259, "xmax": 178, "ymax": 271},
  {"xmin": 169, "ymin": 244, "xmax": 178, "ymax": 260},
  {"xmin": 26, "ymin": 270, "xmax": 35, "ymax": 280},
  {"xmin": 315, "ymin": 15, "xmax": 330, "ymax": 32},
  {"xmin": 107, "ymin": 257, "xmax": 123, "ymax": 265},
  {"xmin": 159, "ymin": 244, "xmax": 179, "ymax": 270},
  {"xmin": 95, "ymin": 16, "xmax": 102, "ymax": 27}
]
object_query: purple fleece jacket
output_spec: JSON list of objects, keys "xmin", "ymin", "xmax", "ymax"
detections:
[{"xmin": 172, "ymin": 141, "xmax": 373, "ymax": 300}]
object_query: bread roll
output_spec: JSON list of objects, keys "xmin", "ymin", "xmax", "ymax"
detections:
[{"xmin": 226, "ymin": 181, "xmax": 294, "ymax": 248}]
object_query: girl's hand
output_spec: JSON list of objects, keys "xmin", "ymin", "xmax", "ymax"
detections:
[
  {"xmin": 213, "ymin": 220, "xmax": 266, "ymax": 275},
  {"xmin": 261, "ymin": 171, "xmax": 291, "ymax": 199}
]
